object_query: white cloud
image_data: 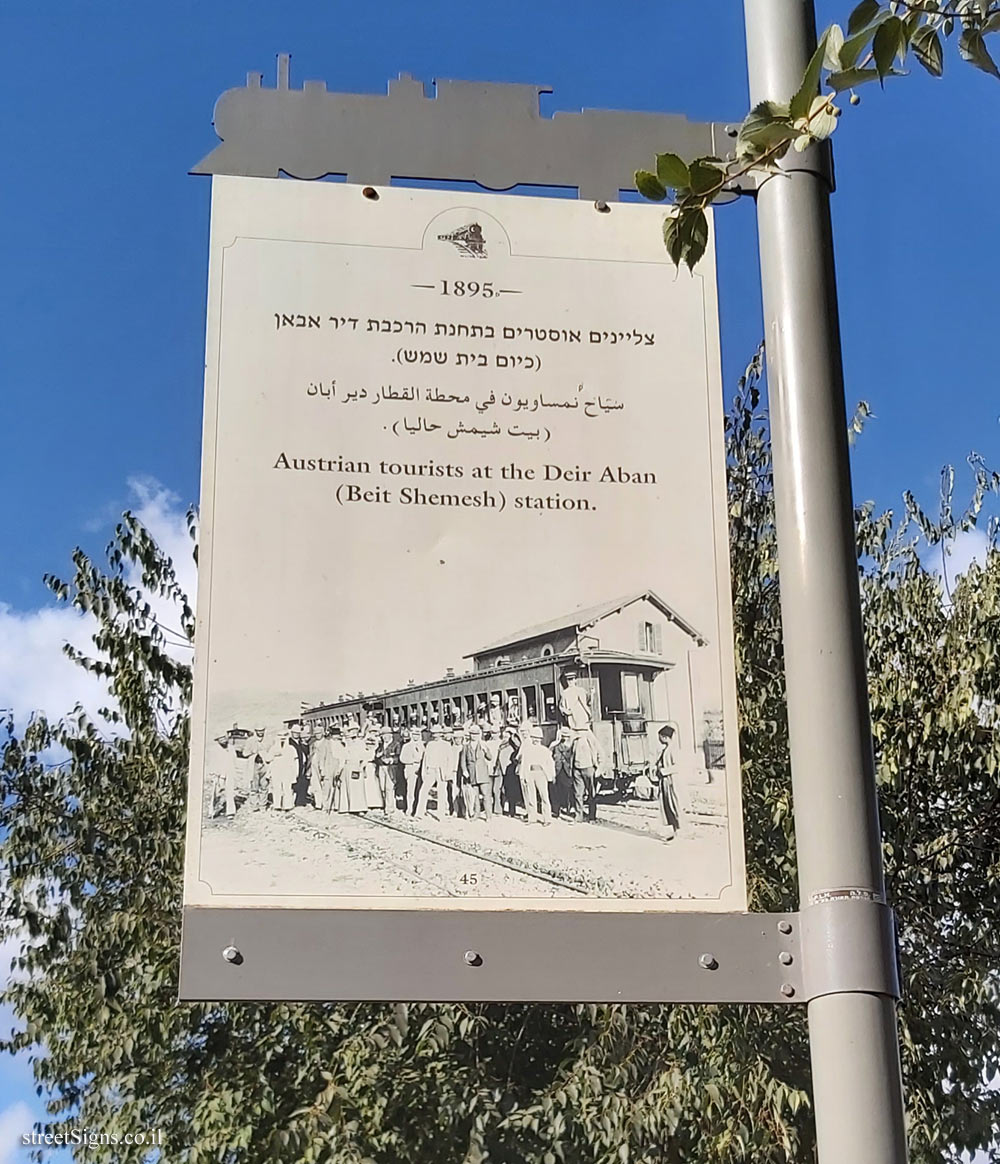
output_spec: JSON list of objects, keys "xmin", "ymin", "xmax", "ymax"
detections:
[
  {"xmin": 921, "ymin": 527, "xmax": 991, "ymax": 599},
  {"xmin": 942, "ymin": 527, "xmax": 990, "ymax": 582},
  {"xmin": 0, "ymin": 478, "xmax": 196, "ymax": 727},
  {"xmin": 126, "ymin": 475, "xmax": 198, "ymax": 612},
  {"xmin": 0, "ymin": 601, "xmax": 106, "ymax": 725},
  {"xmin": 0, "ymin": 1102, "xmax": 35, "ymax": 1164}
]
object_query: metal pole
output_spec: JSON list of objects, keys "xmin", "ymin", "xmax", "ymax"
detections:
[{"xmin": 743, "ymin": 2, "xmax": 909, "ymax": 1161}]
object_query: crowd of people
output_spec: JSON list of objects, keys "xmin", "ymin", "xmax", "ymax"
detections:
[{"xmin": 208, "ymin": 674, "xmax": 682, "ymax": 838}]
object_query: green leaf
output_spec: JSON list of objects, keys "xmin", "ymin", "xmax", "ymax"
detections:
[
  {"xmin": 847, "ymin": 0, "xmax": 880, "ymax": 36},
  {"xmin": 827, "ymin": 66, "xmax": 880, "ymax": 91},
  {"xmin": 839, "ymin": 11, "xmax": 892, "ymax": 69},
  {"xmin": 744, "ymin": 98, "xmax": 789, "ymax": 126},
  {"xmin": 662, "ymin": 215, "xmax": 684, "ymax": 267},
  {"xmin": 689, "ymin": 210, "xmax": 709, "ymax": 268},
  {"xmin": 681, "ymin": 208, "xmax": 709, "ymax": 271},
  {"xmin": 959, "ymin": 28, "xmax": 1000, "ymax": 79},
  {"xmin": 824, "ymin": 24, "xmax": 845, "ymax": 71},
  {"xmin": 790, "ymin": 28, "xmax": 830, "ymax": 120},
  {"xmin": 662, "ymin": 209, "xmax": 709, "ymax": 271},
  {"xmin": 634, "ymin": 169, "xmax": 667, "ymax": 201},
  {"xmin": 911, "ymin": 26, "xmax": 944, "ymax": 77},
  {"xmin": 655, "ymin": 152, "xmax": 690, "ymax": 189},
  {"xmin": 735, "ymin": 120, "xmax": 798, "ymax": 162},
  {"xmin": 688, "ymin": 159, "xmax": 722, "ymax": 196},
  {"xmin": 873, "ymin": 16, "xmax": 905, "ymax": 83},
  {"xmin": 738, "ymin": 100, "xmax": 795, "ymax": 157},
  {"xmin": 805, "ymin": 94, "xmax": 839, "ymax": 141}
]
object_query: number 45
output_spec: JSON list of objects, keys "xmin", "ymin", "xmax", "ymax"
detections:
[{"xmin": 460, "ymin": 873, "xmax": 479, "ymax": 886}]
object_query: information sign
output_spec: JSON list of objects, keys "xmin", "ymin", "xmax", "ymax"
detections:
[{"xmin": 181, "ymin": 177, "xmax": 746, "ymax": 995}]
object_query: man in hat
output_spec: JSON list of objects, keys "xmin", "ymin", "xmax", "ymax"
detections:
[
  {"xmin": 550, "ymin": 726, "xmax": 575, "ymax": 819},
  {"xmin": 496, "ymin": 726, "xmax": 521, "ymax": 817},
  {"xmin": 208, "ymin": 732, "xmax": 236, "ymax": 819},
  {"xmin": 230, "ymin": 724, "xmax": 257, "ymax": 811},
  {"xmin": 250, "ymin": 725, "xmax": 275, "ymax": 812},
  {"xmin": 270, "ymin": 730, "xmax": 299, "ymax": 812},
  {"xmin": 517, "ymin": 725, "xmax": 554, "ymax": 824},
  {"xmin": 416, "ymin": 724, "xmax": 454, "ymax": 818},
  {"xmin": 312, "ymin": 724, "xmax": 346, "ymax": 814},
  {"xmin": 655, "ymin": 722, "xmax": 682, "ymax": 840},
  {"xmin": 446, "ymin": 728, "xmax": 463, "ymax": 816},
  {"xmin": 360, "ymin": 722, "xmax": 384, "ymax": 810},
  {"xmin": 399, "ymin": 725, "xmax": 424, "ymax": 816},
  {"xmin": 559, "ymin": 667, "xmax": 593, "ymax": 731},
  {"xmin": 340, "ymin": 720, "xmax": 370, "ymax": 813},
  {"xmin": 480, "ymin": 724, "xmax": 502, "ymax": 815},
  {"xmin": 570, "ymin": 726, "xmax": 601, "ymax": 822},
  {"xmin": 458, "ymin": 723, "xmax": 493, "ymax": 820},
  {"xmin": 374, "ymin": 726, "xmax": 400, "ymax": 815},
  {"xmin": 486, "ymin": 692, "xmax": 505, "ymax": 736}
]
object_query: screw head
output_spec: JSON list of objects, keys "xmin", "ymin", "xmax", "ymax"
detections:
[
  {"xmin": 777, "ymin": 920, "xmax": 793, "ymax": 935},
  {"xmin": 221, "ymin": 945, "xmax": 242, "ymax": 964},
  {"xmin": 362, "ymin": 186, "xmax": 380, "ymax": 200},
  {"xmin": 780, "ymin": 982, "xmax": 795, "ymax": 998},
  {"xmin": 778, "ymin": 951, "xmax": 793, "ymax": 966},
  {"xmin": 594, "ymin": 200, "xmax": 611, "ymax": 213},
  {"xmin": 463, "ymin": 950, "xmax": 483, "ymax": 967},
  {"xmin": 698, "ymin": 953, "xmax": 718, "ymax": 971}
]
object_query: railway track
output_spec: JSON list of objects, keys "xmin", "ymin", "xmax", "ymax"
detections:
[
  {"xmin": 288, "ymin": 808, "xmax": 592, "ymax": 896},
  {"xmin": 287, "ymin": 811, "xmax": 461, "ymax": 896},
  {"xmin": 359, "ymin": 812, "xmax": 591, "ymax": 895},
  {"xmin": 600, "ymin": 798, "xmax": 728, "ymax": 832}
]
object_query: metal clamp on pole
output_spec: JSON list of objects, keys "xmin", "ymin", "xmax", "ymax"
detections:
[{"xmin": 799, "ymin": 898, "xmax": 900, "ymax": 1002}]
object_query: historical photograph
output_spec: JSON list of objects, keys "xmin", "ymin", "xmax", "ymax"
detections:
[{"xmin": 198, "ymin": 589, "xmax": 735, "ymax": 903}]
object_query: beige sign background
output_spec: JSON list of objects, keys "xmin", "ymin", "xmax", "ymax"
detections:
[{"xmin": 183, "ymin": 176, "xmax": 746, "ymax": 912}]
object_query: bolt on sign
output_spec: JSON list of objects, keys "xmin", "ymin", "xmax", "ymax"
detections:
[{"xmin": 180, "ymin": 175, "xmax": 747, "ymax": 1001}]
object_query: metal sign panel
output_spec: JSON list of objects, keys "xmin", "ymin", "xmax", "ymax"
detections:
[{"xmin": 181, "ymin": 176, "xmax": 745, "ymax": 998}]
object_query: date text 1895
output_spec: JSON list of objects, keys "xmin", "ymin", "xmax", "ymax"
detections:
[{"xmin": 411, "ymin": 280, "xmax": 523, "ymax": 298}]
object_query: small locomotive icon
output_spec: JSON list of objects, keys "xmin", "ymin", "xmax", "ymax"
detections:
[{"xmin": 438, "ymin": 222, "xmax": 487, "ymax": 258}]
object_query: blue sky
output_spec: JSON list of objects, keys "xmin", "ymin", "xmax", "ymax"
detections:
[
  {"xmin": 1, "ymin": 0, "xmax": 998, "ymax": 1156},
  {"xmin": 1, "ymin": 0, "xmax": 997, "ymax": 610}
]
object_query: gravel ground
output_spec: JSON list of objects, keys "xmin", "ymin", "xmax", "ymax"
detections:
[{"xmin": 198, "ymin": 774, "xmax": 735, "ymax": 902}]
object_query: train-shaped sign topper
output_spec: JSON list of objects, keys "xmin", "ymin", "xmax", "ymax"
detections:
[{"xmin": 192, "ymin": 55, "xmax": 733, "ymax": 202}]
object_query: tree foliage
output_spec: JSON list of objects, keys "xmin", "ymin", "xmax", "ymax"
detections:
[
  {"xmin": 2, "ymin": 351, "xmax": 999, "ymax": 1161},
  {"xmin": 636, "ymin": 1, "xmax": 1000, "ymax": 269}
]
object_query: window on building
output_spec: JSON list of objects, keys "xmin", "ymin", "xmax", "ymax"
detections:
[
  {"xmin": 622, "ymin": 672, "xmax": 642, "ymax": 713},
  {"xmin": 541, "ymin": 682, "xmax": 557, "ymax": 722},
  {"xmin": 641, "ymin": 620, "xmax": 664, "ymax": 654},
  {"xmin": 522, "ymin": 685, "xmax": 538, "ymax": 720}
]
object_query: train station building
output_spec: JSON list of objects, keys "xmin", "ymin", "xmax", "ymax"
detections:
[{"xmin": 298, "ymin": 590, "xmax": 714, "ymax": 789}]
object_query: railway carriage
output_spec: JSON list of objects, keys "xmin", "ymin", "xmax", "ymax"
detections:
[{"xmin": 295, "ymin": 590, "xmax": 710, "ymax": 800}]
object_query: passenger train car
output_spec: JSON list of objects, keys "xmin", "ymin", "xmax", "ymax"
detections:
[{"xmin": 294, "ymin": 590, "xmax": 709, "ymax": 799}]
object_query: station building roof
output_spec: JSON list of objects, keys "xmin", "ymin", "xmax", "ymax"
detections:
[{"xmin": 465, "ymin": 589, "xmax": 706, "ymax": 658}]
